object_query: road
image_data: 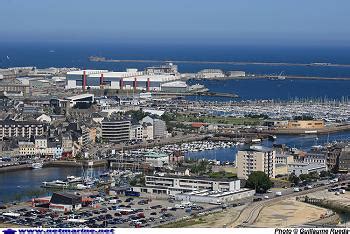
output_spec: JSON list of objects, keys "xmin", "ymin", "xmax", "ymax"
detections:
[{"xmin": 230, "ymin": 180, "xmax": 350, "ymax": 227}]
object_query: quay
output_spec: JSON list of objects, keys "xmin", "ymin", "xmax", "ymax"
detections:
[{"xmin": 258, "ymin": 124, "xmax": 350, "ymax": 135}]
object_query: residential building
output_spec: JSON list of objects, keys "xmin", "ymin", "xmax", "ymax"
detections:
[
  {"xmin": 0, "ymin": 118, "xmax": 44, "ymax": 140},
  {"xmin": 130, "ymin": 124, "xmax": 143, "ymax": 141},
  {"xmin": 34, "ymin": 136, "xmax": 48, "ymax": 155},
  {"xmin": 142, "ymin": 122, "xmax": 154, "ymax": 140},
  {"xmin": 101, "ymin": 117, "xmax": 131, "ymax": 143},
  {"xmin": 18, "ymin": 141, "xmax": 35, "ymax": 156},
  {"xmin": 236, "ymin": 146, "xmax": 276, "ymax": 179},
  {"xmin": 153, "ymin": 119, "xmax": 167, "ymax": 138}
]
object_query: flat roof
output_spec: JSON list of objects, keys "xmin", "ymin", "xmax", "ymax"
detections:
[
  {"xmin": 67, "ymin": 70, "xmax": 108, "ymax": 75},
  {"xmin": 65, "ymin": 94, "xmax": 94, "ymax": 101},
  {"xmin": 146, "ymin": 174, "xmax": 238, "ymax": 182}
]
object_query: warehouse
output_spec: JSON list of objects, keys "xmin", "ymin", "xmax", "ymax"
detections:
[
  {"xmin": 66, "ymin": 69, "xmax": 180, "ymax": 91},
  {"xmin": 66, "ymin": 70, "xmax": 108, "ymax": 90}
]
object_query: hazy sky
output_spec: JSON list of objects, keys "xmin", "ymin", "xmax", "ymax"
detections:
[{"xmin": 1, "ymin": 0, "xmax": 349, "ymax": 45}]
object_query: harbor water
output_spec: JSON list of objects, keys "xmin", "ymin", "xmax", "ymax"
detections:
[{"xmin": 0, "ymin": 166, "xmax": 105, "ymax": 204}]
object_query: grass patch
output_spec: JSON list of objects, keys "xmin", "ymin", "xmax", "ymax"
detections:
[{"xmin": 175, "ymin": 114, "xmax": 263, "ymax": 126}]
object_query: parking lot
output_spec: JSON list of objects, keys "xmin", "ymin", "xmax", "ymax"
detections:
[{"xmin": 0, "ymin": 194, "xmax": 218, "ymax": 228}]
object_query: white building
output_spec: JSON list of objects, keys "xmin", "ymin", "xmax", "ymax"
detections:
[
  {"xmin": 141, "ymin": 116, "xmax": 167, "ymax": 139},
  {"xmin": 133, "ymin": 174, "xmax": 241, "ymax": 196},
  {"xmin": 236, "ymin": 146, "xmax": 276, "ymax": 179},
  {"xmin": 287, "ymin": 163, "xmax": 327, "ymax": 176},
  {"xmin": 144, "ymin": 152, "xmax": 169, "ymax": 168},
  {"xmin": 130, "ymin": 124, "xmax": 143, "ymax": 141},
  {"xmin": 34, "ymin": 136, "xmax": 48, "ymax": 155},
  {"xmin": 142, "ymin": 122, "xmax": 154, "ymax": 140}
]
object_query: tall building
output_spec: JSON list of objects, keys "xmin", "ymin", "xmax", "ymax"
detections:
[
  {"xmin": 153, "ymin": 119, "xmax": 166, "ymax": 138},
  {"xmin": 236, "ymin": 146, "xmax": 276, "ymax": 179},
  {"xmin": 101, "ymin": 117, "xmax": 131, "ymax": 143},
  {"xmin": 141, "ymin": 117, "xmax": 167, "ymax": 139}
]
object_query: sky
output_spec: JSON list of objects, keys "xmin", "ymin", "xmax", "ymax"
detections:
[{"xmin": 0, "ymin": 0, "xmax": 350, "ymax": 46}]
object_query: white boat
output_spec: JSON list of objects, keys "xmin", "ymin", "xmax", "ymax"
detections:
[
  {"xmin": 31, "ymin": 162, "xmax": 43, "ymax": 169},
  {"xmin": 66, "ymin": 175, "xmax": 83, "ymax": 183},
  {"xmin": 42, "ymin": 180, "xmax": 69, "ymax": 188}
]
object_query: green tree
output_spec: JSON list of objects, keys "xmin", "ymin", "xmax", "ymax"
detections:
[
  {"xmin": 246, "ymin": 171, "xmax": 273, "ymax": 193},
  {"xmin": 288, "ymin": 173, "xmax": 300, "ymax": 185}
]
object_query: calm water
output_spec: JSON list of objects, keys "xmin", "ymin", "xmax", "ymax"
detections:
[
  {"xmin": 185, "ymin": 130, "xmax": 350, "ymax": 162},
  {"xmin": 2, "ymin": 42, "xmax": 350, "ymax": 101},
  {"xmin": 0, "ymin": 167, "xmax": 105, "ymax": 204}
]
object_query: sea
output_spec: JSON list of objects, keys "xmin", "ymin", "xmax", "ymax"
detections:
[
  {"xmin": 1, "ymin": 42, "xmax": 350, "ymax": 201},
  {"xmin": 1, "ymin": 42, "xmax": 350, "ymax": 101}
]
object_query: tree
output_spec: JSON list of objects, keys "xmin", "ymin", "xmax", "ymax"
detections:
[
  {"xmin": 246, "ymin": 171, "xmax": 273, "ymax": 193},
  {"xmin": 288, "ymin": 173, "xmax": 300, "ymax": 185}
]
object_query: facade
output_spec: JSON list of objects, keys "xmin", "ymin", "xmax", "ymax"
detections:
[
  {"xmin": 141, "ymin": 116, "xmax": 166, "ymax": 139},
  {"xmin": 196, "ymin": 69, "xmax": 225, "ymax": 79},
  {"xmin": 18, "ymin": 141, "xmax": 35, "ymax": 156},
  {"xmin": 275, "ymin": 153, "xmax": 294, "ymax": 165},
  {"xmin": 101, "ymin": 117, "xmax": 131, "ymax": 143},
  {"xmin": 34, "ymin": 136, "xmax": 48, "ymax": 155},
  {"xmin": 130, "ymin": 124, "xmax": 143, "ymax": 140},
  {"xmin": 145, "ymin": 63, "xmax": 178, "ymax": 75},
  {"xmin": 160, "ymin": 81, "xmax": 188, "ymax": 93},
  {"xmin": 66, "ymin": 70, "xmax": 108, "ymax": 90},
  {"xmin": 0, "ymin": 119, "xmax": 44, "ymax": 140},
  {"xmin": 142, "ymin": 123, "xmax": 154, "ymax": 140},
  {"xmin": 66, "ymin": 68, "xmax": 180, "ymax": 91},
  {"xmin": 236, "ymin": 146, "xmax": 276, "ymax": 179},
  {"xmin": 175, "ymin": 189, "xmax": 255, "ymax": 204},
  {"xmin": 287, "ymin": 163, "xmax": 327, "ymax": 176},
  {"xmin": 287, "ymin": 120, "xmax": 325, "ymax": 129},
  {"xmin": 153, "ymin": 119, "xmax": 167, "ymax": 138},
  {"xmin": 338, "ymin": 146, "xmax": 350, "ymax": 172},
  {"xmin": 49, "ymin": 192, "xmax": 82, "ymax": 212},
  {"xmin": 64, "ymin": 94, "xmax": 95, "ymax": 108},
  {"xmin": 133, "ymin": 174, "xmax": 241, "ymax": 196}
]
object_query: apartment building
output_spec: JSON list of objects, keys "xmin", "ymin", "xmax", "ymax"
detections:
[
  {"xmin": 101, "ymin": 117, "xmax": 131, "ymax": 143},
  {"xmin": 236, "ymin": 146, "xmax": 276, "ymax": 180},
  {"xmin": 0, "ymin": 119, "xmax": 44, "ymax": 140}
]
